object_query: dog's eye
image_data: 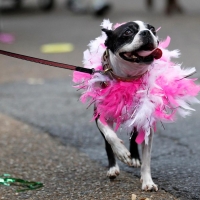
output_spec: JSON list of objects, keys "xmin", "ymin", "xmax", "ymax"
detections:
[
  {"xmin": 150, "ymin": 27, "xmax": 156, "ymax": 34},
  {"xmin": 123, "ymin": 30, "xmax": 133, "ymax": 36}
]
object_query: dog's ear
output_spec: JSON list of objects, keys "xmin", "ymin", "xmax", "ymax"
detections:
[
  {"xmin": 102, "ymin": 28, "xmax": 113, "ymax": 49},
  {"xmin": 102, "ymin": 28, "xmax": 113, "ymax": 38}
]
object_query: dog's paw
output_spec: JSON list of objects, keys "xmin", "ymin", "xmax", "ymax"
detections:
[
  {"xmin": 141, "ymin": 181, "xmax": 158, "ymax": 191},
  {"xmin": 107, "ymin": 164, "xmax": 120, "ymax": 179},
  {"xmin": 132, "ymin": 158, "xmax": 141, "ymax": 168},
  {"xmin": 109, "ymin": 138, "xmax": 132, "ymax": 166},
  {"xmin": 140, "ymin": 175, "xmax": 158, "ymax": 191}
]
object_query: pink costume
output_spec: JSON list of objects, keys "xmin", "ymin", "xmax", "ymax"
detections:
[{"xmin": 73, "ymin": 20, "xmax": 200, "ymax": 144}]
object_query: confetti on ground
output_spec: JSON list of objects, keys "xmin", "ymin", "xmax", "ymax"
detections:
[
  {"xmin": 27, "ymin": 78, "xmax": 45, "ymax": 85},
  {"xmin": 0, "ymin": 33, "xmax": 15, "ymax": 44},
  {"xmin": 40, "ymin": 43, "xmax": 74, "ymax": 53},
  {"xmin": 0, "ymin": 174, "xmax": 43, "ymax": 192},
  {"xmin": 132, "ymin": 194, "xmax": 137, "ymax": 200}
]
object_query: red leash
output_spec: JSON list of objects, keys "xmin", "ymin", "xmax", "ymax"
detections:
[{"xmin": 0, "ymin": 49, "xmax": 95, "ymax": 74}]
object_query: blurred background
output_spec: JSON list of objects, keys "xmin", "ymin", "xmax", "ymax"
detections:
[
  {"xmin": 0, "ymin": 0, "xmax": 200, "ymax": 83},
  {"xmin": 0, "ymin": 0, "xmax": 200, "ymax": 199}
]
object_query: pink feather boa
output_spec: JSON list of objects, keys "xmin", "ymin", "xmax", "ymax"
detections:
[{"xmin": 73, "ymin": 20, "xmax": 200, "ymax": 144}]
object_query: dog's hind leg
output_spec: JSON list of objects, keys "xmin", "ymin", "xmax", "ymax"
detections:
[
  {"xmin": 140, "ymin": 128, "xmax": 158, "ymax": 191},
  {"xmin": 130, "ymin": 127, "xmax": 141, "ymax": 168},
  {"xmin": 96, "ymin": 118, "xmax": 132, "ymax": 167}
]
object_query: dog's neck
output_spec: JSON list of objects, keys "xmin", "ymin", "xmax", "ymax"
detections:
[{"xmin": 108, "ymin": 50, "xmax": 150, "ymax": 78}]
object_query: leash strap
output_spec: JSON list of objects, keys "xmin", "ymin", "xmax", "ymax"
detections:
[{"xmin": 0, "ymin": 49, "xmax": 94, "ymax": 75}]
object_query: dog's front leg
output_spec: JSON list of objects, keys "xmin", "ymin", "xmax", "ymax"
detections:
[
  {"xmin": 97, "ymin": 119, "xmax": 132, "ymax": 166},
  {"xmin": 140, "ymin": 128, "xmax": 158, "ymax": 191}
]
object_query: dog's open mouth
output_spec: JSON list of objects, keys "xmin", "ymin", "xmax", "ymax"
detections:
[{"xmin": 119, "ymin": 47, "xmax": 162, "ymax": 64}]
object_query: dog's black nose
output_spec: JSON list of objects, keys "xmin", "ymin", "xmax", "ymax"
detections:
[{"xmin": 140, "ymin": 30, "xmax": 150, "ymax": 37}]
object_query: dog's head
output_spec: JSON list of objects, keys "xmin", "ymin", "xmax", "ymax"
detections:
[{"xmin": 102, "ymin": 21, "xmax": 162, "ymax": 65}]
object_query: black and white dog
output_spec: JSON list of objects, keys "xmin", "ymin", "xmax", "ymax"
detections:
[{"xmin": 96, "ymin": 21, "xmax": 161, "ymax": 191}]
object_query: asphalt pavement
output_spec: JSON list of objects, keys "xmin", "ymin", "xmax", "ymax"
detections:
[{"xmin": 0, "ymin": 0, "xmax": 200, "ymax": 199}]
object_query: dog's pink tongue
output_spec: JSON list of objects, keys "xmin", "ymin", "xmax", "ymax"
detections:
[{"xmin": 152, "ymin": 48, "xmax": 162, "ymax": 59}]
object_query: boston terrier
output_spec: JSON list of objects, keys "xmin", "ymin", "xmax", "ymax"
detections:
[{"xmin": 96, "ymin": 21, "xmax": 162, "ymax": 191}]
